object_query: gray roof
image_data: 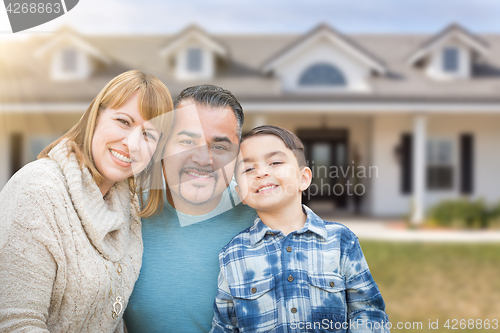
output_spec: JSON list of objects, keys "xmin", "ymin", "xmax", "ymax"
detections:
[
  {"xmin": 416, "ymin": 23, "xmax": 489, "ymax": 51},
  {"xmin": 1, "ymin": 24, "xmax": 500, "ymax": 104},
  {"xmin": 261, "ymin": 23, "xmax": 387, "ymax": 73}
]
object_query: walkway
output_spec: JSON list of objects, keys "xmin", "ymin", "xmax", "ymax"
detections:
[{"xmin": 319, "ymin": 214, "xmax": 500, "ymax": 243}]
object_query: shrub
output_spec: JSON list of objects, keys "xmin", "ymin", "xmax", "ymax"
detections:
[
  {"xmin": 488, "ymin": 201, "xmax": 500, "ymax": 229},
  {"xmin": 427, "ymin": 199, "xmax": 490, "ymax": 229}
]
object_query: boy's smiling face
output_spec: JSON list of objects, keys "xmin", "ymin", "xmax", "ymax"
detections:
[{"xmin": 235, "ymin": 134, "xmax": 311, "ymax": 213}]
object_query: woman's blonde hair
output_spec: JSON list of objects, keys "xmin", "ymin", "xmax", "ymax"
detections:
[{"xmin": 39, "ymin": 70, "xmax": 174, "ymax": 218}]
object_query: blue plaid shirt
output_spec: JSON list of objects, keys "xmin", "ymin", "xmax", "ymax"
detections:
[{"xmin": 210, "ymin": 205, "xmax": 389, "ymax": 333}]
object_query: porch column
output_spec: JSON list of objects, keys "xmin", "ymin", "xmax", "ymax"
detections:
[{"xmin": 411, "ymin": 115, "xmax": 426, "ymax": 224}]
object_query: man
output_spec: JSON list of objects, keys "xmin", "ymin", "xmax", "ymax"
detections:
[{"xmin": 124, "ymin": 85, "xmax": 256, "ymax": 333}]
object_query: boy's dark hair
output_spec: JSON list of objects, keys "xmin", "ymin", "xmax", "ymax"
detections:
[
  {"xmin": 174, "ymin": 85, "xmax": 244, "ymax": 138},
  {"xmin": 242, "ymin": 125, "xmax": 307, "ymax": 168}
]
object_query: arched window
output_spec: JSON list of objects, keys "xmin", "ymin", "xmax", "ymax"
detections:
[{"xmin": 299, "ymin": 63, "xmax": 346, "ymax": 86}]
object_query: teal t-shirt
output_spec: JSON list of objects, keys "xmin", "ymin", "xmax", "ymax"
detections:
[{"xmin": 124, "ymin": 183, "xmax": 256, "ymax": 333}]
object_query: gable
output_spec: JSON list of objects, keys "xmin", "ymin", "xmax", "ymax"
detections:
[
  {"xmin": 270, "ymin": 35, "xmax": 374, "ymax": 92},
  {"xmin": 407, "ymin": 24, "xmax": 489, "ymax": 80},
  {"xmin": 263, "ymin": 24, "xmax": 387, "ymax": 76},
  {"xmin": 160, "ymin": 27, "xmax": 227, "ymax": 59},
  {"xmin": 35, "ymin": 32, "xmax": 111, "ymax": 64},
  {"xmin": 34, "ymin": 29, "xmax": 111, "ymax": 81},
  {"xmin": 159, "ymin": 25, "xmax": 227, "ymax": 80},
  {"xmin": 408, "ymin": 24, "xmax": 488, "ymax": 66}
]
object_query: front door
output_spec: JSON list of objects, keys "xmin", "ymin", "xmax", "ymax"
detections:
[{"xmin": 298, "ymin": 129, "xmax": 349, "ymax": 209}]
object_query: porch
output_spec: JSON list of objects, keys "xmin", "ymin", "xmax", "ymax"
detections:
[{"xmin": 242, "ymin": 110, "xmax": 500, "ymax": 222}]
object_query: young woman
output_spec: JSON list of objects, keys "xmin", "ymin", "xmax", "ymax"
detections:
[{"xmin": 0, "ymin": 70, "xmax": 173, "ymax": 332}]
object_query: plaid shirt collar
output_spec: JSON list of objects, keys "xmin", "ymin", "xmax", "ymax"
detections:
[{"xmin": 249, "ymin": 205, "xmax": 328, "ymax": 246}]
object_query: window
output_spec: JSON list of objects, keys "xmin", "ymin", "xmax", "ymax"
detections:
[
  {"xmin": 427, "ymin": 139, "xmax": 454, "ymax": 190},
  {"xmin": 443, "ymin": 48, "xmax": 459, "ymax": 73},
  {"xmin": 299, "ymin": 63, "xmax": 346, "ymax": 86},
  {"xmin": 10, "ymin": 133, "xmax": 23, "ymax": 176},
  {"xmin": 62, "ymin": 49, "xmax": 78, "ymax": 73},
  {"xmin": 187, "ymin": 48, "xmax": 202, "ymax": 72},
  {"xmin": 29, "ymin": 135, "xmax": 60, "ymax": 163}
]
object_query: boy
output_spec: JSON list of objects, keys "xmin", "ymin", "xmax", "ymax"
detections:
[{"xmin": 210, "ymin": 125, "xmax": 390, "ymax": 333}]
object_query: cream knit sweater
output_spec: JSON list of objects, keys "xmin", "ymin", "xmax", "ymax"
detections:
[{"xmin": 0, "ymin": 141, "xmax": 143, "ymax": 332}]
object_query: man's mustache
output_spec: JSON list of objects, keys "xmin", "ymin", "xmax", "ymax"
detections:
[{"xmin": 163, "ymin": 166, "xmax": 220, "ymax": 186}]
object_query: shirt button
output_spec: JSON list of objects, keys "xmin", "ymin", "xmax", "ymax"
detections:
[
  {"xmin": 251, "ymin": 287, "xmax": 257, "ymax": 294},
  {"xmin": 286, "ymin": 246, "xmax": 292, "ymax": 252},
  {"xmin": 330, "ymin": 281, "xmax": 335, "ymax": 287},
  {"xmin": 291, "ymin": 307, "xmax": 297, "ymax": 314},
  {"xmin": 287, "ymin": 275, "xmax": 294, "ymax": 282}
]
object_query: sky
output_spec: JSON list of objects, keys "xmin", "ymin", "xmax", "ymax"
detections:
[{"xmin": 1, "ymin": 0, "xmax": 500, "ymax": 38}]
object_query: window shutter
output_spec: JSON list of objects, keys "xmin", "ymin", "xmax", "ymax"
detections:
[
  {"xmin": 10, "ymin": 133, "xmax": 23, "ymax": 176},
  {"xmin": 401, "ymin": 133, "xmax": 413, "ymax": 194},
  {"xmin": 460, "ymin": 134, "xmax": 474, "ymax": 195}
]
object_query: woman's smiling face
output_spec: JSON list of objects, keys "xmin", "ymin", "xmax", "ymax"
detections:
[{"xmin": 91, "ymin": 92, "xmax": 160, "ymax": 195}]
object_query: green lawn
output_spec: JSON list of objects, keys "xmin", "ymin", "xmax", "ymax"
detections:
[{"xmin": 360, "ymin": 241, "xmax": 500, "ymax": 332}]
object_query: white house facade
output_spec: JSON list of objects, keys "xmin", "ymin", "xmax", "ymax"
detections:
[{"xmin": 1, "ymin": 23, "xmax": 500, "ymax": 222}]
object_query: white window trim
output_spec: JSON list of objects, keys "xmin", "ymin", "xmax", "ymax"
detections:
[
  {"xmin": 26, "ymin": 134, "xmax": 60, "ymax": 164},
  {"xmin": 175, "ymin": 46, "xmax": 215, "ymax": 80},
  {"xmin": 51, "ymin": 48, "xmax": 91, "ymax": 81}
]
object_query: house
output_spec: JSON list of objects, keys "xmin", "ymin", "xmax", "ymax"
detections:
[{"xmin": 1, "ymin": 23, "xmax": 500, "ymax": 222}]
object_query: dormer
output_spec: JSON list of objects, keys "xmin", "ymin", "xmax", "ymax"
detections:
[
  {"xmin": 262, "ymin": 24, "xmax": 387, "ymax": 93},
  {"xmin": 407, "ymin": 24, "xmax": 488, "ymax": 81},
  {"xmin": 160, "ymin": 25, "xmax": 228, "ymax": 81},
  {"xmin": 34, "ymin": 26, "xmax": 111, "ymax": 81}
]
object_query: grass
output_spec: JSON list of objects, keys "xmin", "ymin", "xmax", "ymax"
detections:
[{"xmin": 360, "ymin": 241, "xmax": 500, "ymax": 332}]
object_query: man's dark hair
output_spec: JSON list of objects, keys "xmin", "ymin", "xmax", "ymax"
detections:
[
  {"xmin": 242, "ymin": 125, "xmax": 307, "ymax": 168},
  {"xmin": 174, "ymin": 85, "xmax": 244, "ymax": 138}
]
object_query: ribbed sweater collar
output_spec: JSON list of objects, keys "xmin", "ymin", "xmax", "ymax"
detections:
[{"xmin": 48, "ymin": 140, "xmax": 135, "ymax": 262}]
